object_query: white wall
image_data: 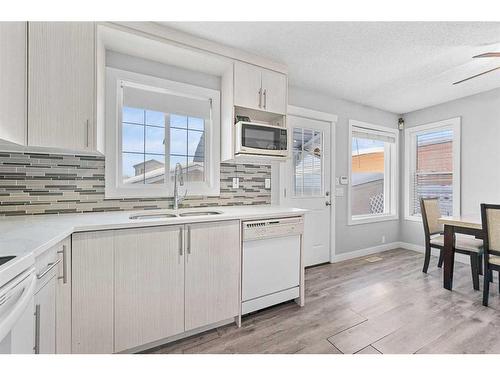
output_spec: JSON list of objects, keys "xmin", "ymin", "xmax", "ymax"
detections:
[
  {"xmin": 400, "ymin": 87, "xmax": 500, "ymax": 246},
  {"xmin": 288, "ymin": 86, "xmax": 400, "ymax": 255}
]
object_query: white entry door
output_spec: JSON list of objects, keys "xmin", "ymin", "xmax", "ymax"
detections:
[{"xmin": 283, "ymin": 114, "xmax": 333, "ymax": 266}]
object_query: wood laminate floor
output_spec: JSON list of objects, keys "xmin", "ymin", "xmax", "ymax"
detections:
[{"xmin": 148, "ymin": 249, "xmax": 500, "ymax": 354}]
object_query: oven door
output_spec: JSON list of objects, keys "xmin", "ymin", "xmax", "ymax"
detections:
[
  {"xmin": 0, "ymin": 268, "xmax": 36, "ymax": 354},
  {"xmin": 236, "ymin": 122, "xmax": 288, "ymax": 157}
]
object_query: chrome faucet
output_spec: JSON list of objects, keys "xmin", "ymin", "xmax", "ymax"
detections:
[{"xmin": 173, "ymin": 163, "xmax": 186, "ymax": 210}]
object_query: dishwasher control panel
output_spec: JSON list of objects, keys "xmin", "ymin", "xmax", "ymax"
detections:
[{"xmin": 243, "ymin": 216, "xmax": 304, "ymax": 241}]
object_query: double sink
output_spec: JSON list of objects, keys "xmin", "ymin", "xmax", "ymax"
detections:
[{"xmin": 129, "ymin": 210, "xmax": 222, "ymax": 220}]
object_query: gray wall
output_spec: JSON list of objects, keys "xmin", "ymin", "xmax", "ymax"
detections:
[
  {"xmin": 400, "ymin": 87, "xmax": 500, "ymax": 246},
  {"xmin": 288, "ymin": 86, "xmax": 400, "ymax": 255}
]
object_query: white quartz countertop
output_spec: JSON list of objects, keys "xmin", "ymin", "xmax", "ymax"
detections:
[{"xmin": 0, "ymin": 205, "xmax": 306, "ymax": 261}]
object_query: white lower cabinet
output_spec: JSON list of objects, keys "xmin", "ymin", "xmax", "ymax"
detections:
[
  {"xmin": 114, "ymin": 226, "xmax": 185, "ymax": 352},
  {"xmin": 72, "ymin": 231, "xmax": 114, "ymax": 354},
  {"xmin": 185, "ymin": 221, "xmax": 240, "ymax": 331},
  {"xmin": 71, "ymin": 220, "xmax": 241, "ymax": 353},
  {"xmin": 34, "ymin": 277, "xmax": 56, "ymax": 354}
]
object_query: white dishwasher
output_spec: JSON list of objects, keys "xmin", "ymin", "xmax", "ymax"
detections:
[{"xmin": 242, "ymin": 216, "xmax": 304, "ymax": 314}]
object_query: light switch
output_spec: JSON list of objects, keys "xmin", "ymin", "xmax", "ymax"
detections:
[
  {"xmin": 232, "ymin": 177, "xmax": 239, "ymax": 189},
  {"xmin": 265, "ymin": 178, "xmax": 271, "ymax": 189}
]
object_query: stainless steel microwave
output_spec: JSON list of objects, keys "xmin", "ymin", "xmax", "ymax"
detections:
[{"xmin": 235, "ymin": 121, "xmax": 288, "ymax": 157}]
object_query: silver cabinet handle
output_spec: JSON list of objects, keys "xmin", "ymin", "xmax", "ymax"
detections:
[
  {"xmin": 187, "ymin": 226, "xmax": 191, "ymax": 255},
  {"xmin": 263, "ymin": 89, "xmax": 267, "ymax": 109},
  {"xmin": 179, "ymin": 227, "xmax": 183, "ymax": 256},
  {"xmin": 37, "ymin": 258, "xmax": 61, "ymax": 280},
  {"xmin": 34, "ymin": 304, "xmax": 40, "ymax": 354},
  {"xmin": 57, "ymin": 245, "xmax": 68, "ymax": 284},
  {"xmin": 258, "ymin": 88, "xmax": 262, "ymax": 108},
  {"xmin": 85, "ymin": 119, "xmax": 90, "ymax": 148}
]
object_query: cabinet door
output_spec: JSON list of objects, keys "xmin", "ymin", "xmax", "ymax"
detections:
[
  {"xmin": 72, "ymin": 231, "xmax": 114, "ymax": 354},
  {"xmin": 185, "ymin": 220, "xmax": 240, "ymax": 331},
  {"xmin": 114, "ymin": 226, "xmax": 185, "ymax": 352},
  {"xmin": 28, "ymin": 22, "xmax": 95, "ymax": 151},
  {"xmin": 55, "ymin": 237, "xmax": 71, "ymax": 353},
  {"xmin": 34, "ymin": 277, "xmax": 56, "ymax": 354},
  {"xmin": 261, "ymin": 69, "xmax": 287, "ymax": 115},
  {"xmin": 234, "ymin": 61, "xmax": 262, "ymax": 111},
  {"xmin": 0, "ymin": 22, "xmax": 26, "ymax": 145}
]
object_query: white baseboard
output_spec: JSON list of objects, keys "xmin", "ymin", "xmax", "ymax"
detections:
[
  {"xmin": 330, "ymin": 241, "xmax": 472, "ymax": 265},
  {"xmin": 398, "ymin": 241, "xmax": 471, "ymax": 265},
  {"xmin": 331, "ymin": 242, "xmax": 401, "ymax": 263}
]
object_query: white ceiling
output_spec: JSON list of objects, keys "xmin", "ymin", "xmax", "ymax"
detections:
[{"xmin": 161, "ymin": 22, "xmax": 500, "ymax": 114}]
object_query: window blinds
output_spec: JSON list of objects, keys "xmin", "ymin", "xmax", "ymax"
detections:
[{"xmin": 351, "ymin": 126, "xmax": 396, "ymax": 143}]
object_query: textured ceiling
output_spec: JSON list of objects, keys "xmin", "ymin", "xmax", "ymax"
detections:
[{"xmin": 160, "ymin": 22, "xmax": 500, "ymax": 114}]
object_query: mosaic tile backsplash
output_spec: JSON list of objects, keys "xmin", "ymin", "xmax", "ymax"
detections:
[{"xmin": 0, "ymin": 152, "xmax": 271, "ymax": 216}]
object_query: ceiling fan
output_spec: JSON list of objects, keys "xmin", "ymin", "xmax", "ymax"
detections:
[{"xmin": 453, "ymin": 52, "xmax": 500, "ymax": 85}]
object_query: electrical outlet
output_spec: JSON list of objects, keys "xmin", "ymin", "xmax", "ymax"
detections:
[
  {"xmin": 265, "ymin": 178, "xmax": 271, "ymax": 189},
  {"xmin": 232, "ymin": 177, "xmax": 239, "ymax": 189},
  {"xmin": 382, "ymin": 235, "xmax": 386, "ymax": 244}
]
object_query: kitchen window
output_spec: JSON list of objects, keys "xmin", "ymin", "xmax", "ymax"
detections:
[
  {"xmin": 404, "ymin": 117, "xmax": 461, "ymax": 220},
  {"xmin": 348, "ymin": 120, "xmax": 398, "ymax": 225},
  {"xmin": 105, "ymin": 68, "xmax": 220, "ymax": 198}
]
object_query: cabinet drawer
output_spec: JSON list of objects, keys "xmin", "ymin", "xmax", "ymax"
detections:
[{"xmin": 35, "ymin": 242, "xmax": 62, "ymax": 293}]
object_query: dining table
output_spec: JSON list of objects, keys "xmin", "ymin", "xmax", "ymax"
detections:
[{"xmin": 437, "ymin": 215, "xmax": 484, "ymax": 291}]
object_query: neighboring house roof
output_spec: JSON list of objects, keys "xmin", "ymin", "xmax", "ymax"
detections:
[{"xmin": 351, "ymin": 172, "xmax": 384, "ymax": 186}]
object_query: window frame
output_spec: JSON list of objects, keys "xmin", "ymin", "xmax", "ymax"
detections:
[
  {"xmin": 348, "ymin": 120, "xmax": 399, "ymax": 225},
  {"xmin": 404, "ymin": 117, "xmax": 461, "ymax": 222},
  {"xmin": 105, "ymin": 67, "xmax": 220, "ymax": 199}
]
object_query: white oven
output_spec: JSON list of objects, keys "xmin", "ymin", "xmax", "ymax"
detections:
[
  {"xmin": 235, "ymin": 121, "xmax": 288, "ymax": 157},
  {"xmin": 0, "ymin": 266, "xmax": 36, "ymax": 354}
]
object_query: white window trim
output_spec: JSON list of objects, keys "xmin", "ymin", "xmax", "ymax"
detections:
[
  {"xmin": 404, "ymin": 117, "xmax": 461, "ymax": 222},
  {"xmin": 348, "ymin": 120, "xmax": 399, "ymax": 225},
  {"xmin": 105, "ymin": 67, "xmax": 220, "ymax": 199}
]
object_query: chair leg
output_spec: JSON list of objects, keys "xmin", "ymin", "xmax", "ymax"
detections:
[
  {"xmin": 438, "ymin": 249, "xmax": 444, "ymax": 268},
  {"xmin": 423, "ymin": 244, "xmax": 431, "ymax": 273},
  {"xmin": 470, "ymin": 253, "xmax": 480, "ymax": 291},
  {"xmin": 478, "ymin": 254, "xmax": 483, "ymax": 275},
  {"xmin": 483, "ymin": 265, "xmax": 490, "ymax": 307}
]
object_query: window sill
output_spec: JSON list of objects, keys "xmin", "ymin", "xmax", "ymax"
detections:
[
  {"xmin": 405, "ymin": 215, "xmax": 423, "ymax": 223},
  {"xmin": 348, "ymin": 214, "xmax": 399, "ymax": 226}
]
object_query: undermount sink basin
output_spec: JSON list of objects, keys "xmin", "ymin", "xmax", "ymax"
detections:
[
  {"xmin": 129, "ymin": 213, "xmax": 178, "ymax": 220},
  {"xmin": 178, "ymin": 211, "xmax": 222, "ymax": 217}
]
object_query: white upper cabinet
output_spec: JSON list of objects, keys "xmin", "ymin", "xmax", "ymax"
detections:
[
  {"xmin": 233, "ymin": 61, "xmax": 287, "ymax": 115},
  {"xmin": 28, "ymin": 22, "xmax": 95, "ymax": 151},
  {"xmin": 234, "ymin": 62, "xmax": 263, "ymax": 111},
  {"xmin": 261, "ymin": 68, "xmax": 287, "ymax": 115},
  {"xmin": 0, "ymin": 22, "xmax": 27, "ymax": 145}
]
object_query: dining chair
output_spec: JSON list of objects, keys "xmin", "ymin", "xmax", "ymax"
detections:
[
  {"xmin": 421, "ymin": 198, "xmax": 483, "ymax": 290},
  {"xmin": 481, "ymin": 204, "xmax": 500, "ymax": 306}
]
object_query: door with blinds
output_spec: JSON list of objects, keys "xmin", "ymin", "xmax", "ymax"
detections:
[{"xmin": 283, "ymin": 115, "xmax": 332, "ymax": 266}]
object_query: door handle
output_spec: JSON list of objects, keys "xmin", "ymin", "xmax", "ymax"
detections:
[
  {"xmin": 263, "ymin": 89, "xmax": 267, "ymax": 109},
  {"xmin": 187, "ymin": 226, "xmax": 191, "ymax": 255},
  {"xmin": 258, "ymin": 88, "xmax": 262, "ymax": 108},
  {"xmin": 85, "ymin": 119, "xmax": 90, "ymax": 148},
  {"xmin": 179, "ymin": 227, "xmax": 183, "ymax": 256},
  {"xmin": 57, "ymin": 245, "xmax": 68, "ymax": 284},
  {"xmin": 37, "ymin": 259, "xmax": 61, "ymax": 280},
  {"xmin": 34, "ymin": 304, "xmax": 40, "ymax": 354},
  {"xmin": 326, "ymin": 201, "xmax": 332, "ymax": 206}
]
